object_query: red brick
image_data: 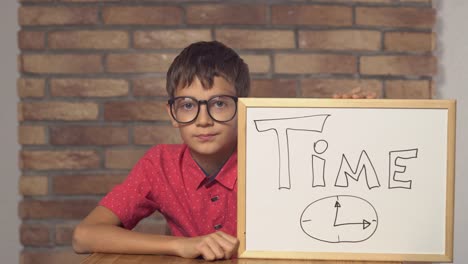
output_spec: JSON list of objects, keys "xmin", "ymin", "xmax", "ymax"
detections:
[
  {"xmin": 187, "ymin": 4, "xmax": 266, "ymax": 25},
  {"xmin": 331, "ymin": 0, "xmax": 393, "ymax": 2},
  {"xmin": 133, "ymin": 126, "xmax": 182, "ymax": 145},
  {"xmin": 134, "ymin": 30, "xmax": 211, "ymax": 49},
  {"xmin": 19, "ymin": 7, "xmax": 98, "ymax": 26},
  {"xmin": 55, "ymin": 224, "xmax": 75, "ymax": 245},
  {"xmin": 17, "ymin": 78, "xmax": 45, "ymax": 98},
  {"xmin": 19, "ymin": 200, "xmax": 97, "ymax": 219},
  {"xmin": 19, "ymin": 102, "xmax": 99, "ymax": 121},
  {"xmin": 356, "ymin": 7, "xmax": 435, "ymax": 28},
  {"xmin": 20, "ymin": 150, "xmax": 100, "ymax": 170},
  {"xmin": 250, "ymin": 79, "xmax": 297, "ymax": 98},
  {"xmin": 385, "ymin": 80, "xmax": 431, "ymax": 99},
  {"xmin": 272, "ymin": 5, "xmax": 352, "ymax": 26},
  {"xmin": 301, "ymin": 79, "xmax": 383, "ymax": 98},
  {"xmin": 241, "ymin": 55, "xmax": 270, "ymax": 73},
  {"xmin": 105, "ymin": 148, "xmax": 148, "ymax": 169},
  {"xmin": 49, "ymin": 30, "xmax": 129, "ymax": 50},
  {"xmin": 20, "ymin": 250, "xmax": 87, "ymax": 264},
  {"xmin": 275, "ymin": 54, "xmax": 356, "ymax": 74},
  {"xmin": 20, "ymin": 54, "xmax": 102, "ymax": 74},
  {"xmin": 360, "ymin": 55, "xmax": 436, "ymax": 76},
  {"xmin": 400, "ymin": 0, "xmax": 431, "ymax": 2},
  {"xmin": 19, "ymin": 0, "xmax": 53, "ymax": 2},
  {"xmin": 299, "ymin": 30, "xmax": 381, "ymax": 51},
  {"xmin": 104, "ymin": 101, "xmax": 169, "ymax": 121},
  {"xmin": 18, "ymin": 31, "xmax": 45, "ymax": 50},
  {"xmin": 50, "ymin": 126, "xmax": 128, "ymax": 146},
  {"xmin": 50, "ymin": 78, "xmax": 129, "ymax": 97},
  {"xmin": 103, "ymin": 6, "xmax": 182, "ymax": 25},
  {"xmin": 19, "ymin": 176, "xmax": 48, "ymax": 196},
  {"xmin": 330, "ymin": 0, "xmax": 431, "ymax": 3},
  {"xmin": 385, "ymin": 32, "xmax": 435, "ymax": 52},
  {"xmin": 18, "ymin": 125, "xmax": 47, "ymax": 145},
  {"xmin": 62, "ymin": 0, "xmax": 120, "ymax": 2},
  {"xmin": 20, "ymin": 224, "xmax": 50, "ymax": 246},
  {"xmin": 53, "ymin": 174, "xmax": 126, "ymax": 195},
  {"xmin": 133, "ymin": 78, "xmax": 167, "ymax": 97},
  {"xmin": 216, "ymin": 29, "xmax": 294, "ymax": 49},
  {"xmin": 106, "ymin": 53, "xmax": 176, "ymax": 73}
]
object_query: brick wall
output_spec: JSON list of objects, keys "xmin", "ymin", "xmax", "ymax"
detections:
[{"xmin": 17, "ymin": 0, "xmax": 435, "ymax": 262}]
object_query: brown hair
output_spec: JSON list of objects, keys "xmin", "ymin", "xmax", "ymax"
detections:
[{"xmin": 166, "ymin": 41, "xmax": 250, "ymax": 97}]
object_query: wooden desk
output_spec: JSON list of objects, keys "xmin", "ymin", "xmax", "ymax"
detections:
[{"xmin": 82, "ymin": 253, "xmax": 402, "ymax": 264}]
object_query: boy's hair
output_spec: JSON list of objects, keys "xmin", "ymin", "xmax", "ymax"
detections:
[{"xmin": 166, "ymin": 41, "xmax": 250, "ymax": 97}]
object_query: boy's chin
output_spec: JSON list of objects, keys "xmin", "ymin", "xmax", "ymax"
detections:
[
  {"xmin": 190, "ymin": 146, "xmax": 222, "ymax": 157},
  {"xmin": 189, "ymin": 144, "xmax": 234, "ymax": 159}
]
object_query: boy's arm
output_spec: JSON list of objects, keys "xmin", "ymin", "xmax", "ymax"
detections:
[{"xmin": 72, "ymin": 206, "xmax": 239, "ymax": 260}]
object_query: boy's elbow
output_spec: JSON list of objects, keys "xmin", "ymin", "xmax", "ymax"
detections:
[{"xmin": 72, "ymin": 224, "xmax": 91, "ymax": 254}]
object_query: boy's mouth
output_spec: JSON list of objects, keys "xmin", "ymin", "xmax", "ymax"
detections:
[{"xmin": 195, "ymin": 133, "xmax": 217, "ymax": 141}]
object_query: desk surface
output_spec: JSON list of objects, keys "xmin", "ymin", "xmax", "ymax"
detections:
[{"xmin": 82, "ymin": 253, "xmax": 402, "ymax": 264}]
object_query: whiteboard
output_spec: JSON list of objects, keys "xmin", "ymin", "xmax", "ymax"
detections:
[{"xmin": 237, "ymin": 98, "xmax": 455, "ymax": 262}]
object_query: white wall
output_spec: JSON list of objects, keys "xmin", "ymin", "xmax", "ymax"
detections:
[
  {"xmin": 435, "ymin": 0, "xmax": 468, "ymax": 263},
  {"xmin": 0, "ymin": 1, "xmax": 20, "ymax": 264}
]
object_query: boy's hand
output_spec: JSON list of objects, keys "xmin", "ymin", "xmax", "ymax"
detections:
[
  {"xmin": 175, "ymin": 231, "xmax": 239, "ymax": 261},
  {"xmin": 332, "ymin": 87, "xmax": 377, "ymax": 99}
]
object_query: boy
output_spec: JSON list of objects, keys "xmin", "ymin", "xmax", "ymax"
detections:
[{"xmin": 72, "ymin": 41, "xmax": 250, "ymax": 261}]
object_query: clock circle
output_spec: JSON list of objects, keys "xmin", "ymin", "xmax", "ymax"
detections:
[{"xmin": 300, "ymin": 195, "xmax": 378, "ymax": 243}]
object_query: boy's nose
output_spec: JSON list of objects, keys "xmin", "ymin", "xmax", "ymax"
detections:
[{"xmin": 195, "ymin": 105, "xmax": 214, "ymax": 126}]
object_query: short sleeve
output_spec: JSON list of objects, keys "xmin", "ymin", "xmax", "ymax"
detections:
[{"xmin": 99, "ymin": 157, "xmax": 158, "ymax": 230}]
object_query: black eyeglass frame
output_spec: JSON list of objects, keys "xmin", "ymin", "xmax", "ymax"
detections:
[{"xmin": 167, "ymin": 95, "xmax": 239, "ymax": 124}]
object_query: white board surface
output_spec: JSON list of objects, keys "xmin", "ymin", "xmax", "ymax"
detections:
[{"xmin": 237, "ymin": 98, "xmax": 455, "ymax": 262}]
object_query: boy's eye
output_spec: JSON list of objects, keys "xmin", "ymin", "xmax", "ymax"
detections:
[
  {"xmin": 210, "ymin": 96, "xmax": 233, "ymax": 109},
  {"xmin": 180, "ymin": 102, "xmax": 195, "ymax": 110},
  {"xmin": 175, "ymin": 98, "xmax": 197, "ymax": 111},
  {"xmin": 213, "ymin": 100, "xmax": 226, "ymax": 108}
]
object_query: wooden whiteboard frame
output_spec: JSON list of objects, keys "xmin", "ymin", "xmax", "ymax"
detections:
[{"xmin": 237, "ymin": 98, "xmax": 456, "ymax": 262}]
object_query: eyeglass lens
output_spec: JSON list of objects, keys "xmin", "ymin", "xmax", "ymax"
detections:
[{"xmin": 171, "ymin": 96, "xmax": 237, "ymax": 123}]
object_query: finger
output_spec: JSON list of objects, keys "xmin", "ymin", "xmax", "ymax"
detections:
[
  {"xmin": 213, "ymin": 232, "xmax": 239, "ymax": 259},
  {"xmin": 198, "ymin": 243, "xmax": 216, "ymax": 261},
  {"xmin": 350, "ymin": 87, "xmax": 362, "ymax": 94},
  {"xmin": 215, "ymin": 231, "xmax": 238, "ymax": 245},
  {"xmin": 332, "ymin": 93, "xmax": 342, "ymax": 99},
  {"xmin": 205, "ymin": 236, "xmax": 225, "ymax": 260}
]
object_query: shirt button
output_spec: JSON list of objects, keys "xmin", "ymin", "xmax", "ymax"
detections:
[
  {"xmin": 214, "ymin": 224, "xmax": 222, "ymax": 230},
  {"xmin": 211, "ymin": 196, "xmax": 219, "ymax": 202}
]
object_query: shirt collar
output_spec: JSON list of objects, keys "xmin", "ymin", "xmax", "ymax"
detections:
[
  {"xmin": 210, "ymin": 151, "xmax": 237, "ymax": 190},
  {"xmin": 183, "ymin": 146, "xmax": 237, "ymax": 191}
]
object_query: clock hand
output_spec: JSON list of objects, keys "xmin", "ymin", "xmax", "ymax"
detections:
[
  {"xmin": 333, "ymin": 200, "xmax": 341, "ymax": 227},
  {"xmin": 333, "ymin": 200, "xmax": 372, "ymax": 230}
]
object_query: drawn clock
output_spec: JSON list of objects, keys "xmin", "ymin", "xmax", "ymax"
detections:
[{"xmin": 300, "ymin": 195, "xmax": 378, "ymax": 243}]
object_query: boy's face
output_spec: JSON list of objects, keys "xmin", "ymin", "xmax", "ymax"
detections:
[{"xmin": 167, "ymin": 76, "xmax": 238, "ymax": 163}]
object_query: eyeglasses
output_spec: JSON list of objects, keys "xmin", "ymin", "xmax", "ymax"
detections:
[{"xmin": 168, "ymin": 95, "xmax": 238, "ymax": 124}]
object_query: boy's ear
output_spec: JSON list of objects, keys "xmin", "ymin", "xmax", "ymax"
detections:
[{"xmin": 166, "ymin": 104, "xmax": 180, "ymax": 128}]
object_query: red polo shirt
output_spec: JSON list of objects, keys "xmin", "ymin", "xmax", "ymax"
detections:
[{"xmin": 99, "ymin": 144, "xmax": 237, "ymax": 237}]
